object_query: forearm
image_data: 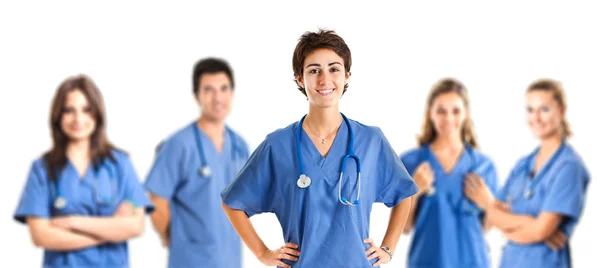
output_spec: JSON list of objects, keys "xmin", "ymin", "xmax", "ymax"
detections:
[
  {"xmin": 28, "ymin": 218, "xmax": 102, "ymax": 251},
  {"xmin": 222, "ymin": 202, "xmax": 268, "ymax": 258},
  {"xmin": 485, "ymin": 201, "xmax": 536, "ymax": 231},
  {"xmin": 502, "ymin": 213, "xmax": 563, "ymax": 244},
  {"xmin": 148, "ymin": 194, "xmax": 171, "ymax": 243},
  {"xmin": 70, "ymin": 210, "xmax": 145, "ymax": 243},
  {"xmin": 382, "ymin": 198, "xmax": 412, "ymax": 252},
  {"xmin": 403, "ymin": 193, "xmax": 422, "ymax": 233},
  {"xmin": 149, "ymin": 208, "xmax": 170, "ymax": 242}
]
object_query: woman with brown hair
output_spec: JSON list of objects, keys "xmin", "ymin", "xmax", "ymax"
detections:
[
  {"xmin": 220, "ymin": 29, "xmax": 418, "ymax": 268},
  {"xmin": 465, "ymin": 79, "xmax": 590, "ymax": 268},
  {"xmin": 13, "ymin": 75, "xmax": 154, "ymax": 267},
  {"xmin": 401, "ymin": 78, "xmax": 498, "ymax": 268}
]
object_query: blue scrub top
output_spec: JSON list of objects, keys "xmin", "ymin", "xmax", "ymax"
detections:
[
  {"xmin": 498, "ymin": 144, "xmax": 590, "ymax": 268},
  {"xmin": 14, "ymin": 149, "xmax": 154, "ymax": 268},
  {"xmin": 221, "ymin": 118, "xmax": 418, "ymax": 268},
  {"xmin": 145, "ymin": 122, "xmax": 249, "ymax": 268},
  {"xmin": 401, "ymin": 145, "xmax": 498, "ymax": 268}
]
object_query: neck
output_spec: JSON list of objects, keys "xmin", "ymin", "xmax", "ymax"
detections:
[
  {"xmin": 197, "ymin": 115, "xmax": 226, "ymax": 144},
  {"xmin": 539, "ymin": 132, "xmax": 563, "ymax": 157},
  {"xmin": 305, "ymin": 105, "xmax": 342, "ymax": 135},
  {"xmin": 430, "ymin": 133, "xmax": 464, "ymax": 152},
  {"xmin": 66, "ymin": 139, "xmax": 91, "ymax": 161}
]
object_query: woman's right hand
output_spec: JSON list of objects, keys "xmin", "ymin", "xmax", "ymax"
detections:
[
  {"xmin": 413, "ymin": 162, "xmax": 435, "ymax": 196},
  {"xmin": 258, "ymin": 242, "xmax": 300, "ymax": 268}
]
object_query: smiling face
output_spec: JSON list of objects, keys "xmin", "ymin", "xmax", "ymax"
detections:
[
  {"xmin": 526, "ymin": 90, "xmax": 564, "ymax": 139},
  {"xmin": 295, "ymin": 48, "xmax": 350, "ymax": 108},
  {"xmin": 429, "ymin": 91, "xmax": 467, "ymax": 139},
  {"xmin": 60, "ymin": 89, "xmax": 96, "ymax": 142},
  {"xmin": 195, "ymin": 72, "xmax": 233, "ymax": 122}
]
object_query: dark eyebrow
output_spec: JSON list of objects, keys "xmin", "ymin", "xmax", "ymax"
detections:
[
  {"xmin": 305, "ymin": 62, "xmax": 342, "ymax": 69},
  {"xmin": 305, "ymin": 63, "xmax": 321, "ymax": 69}
]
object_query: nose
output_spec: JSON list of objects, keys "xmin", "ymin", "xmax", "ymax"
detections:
[
  {"xmin": 318, "ymin": 73, "xmax": 333, "ymax": 88},
  {"xmin": 74, "ymin": 110, "xmax": 84, "ymax": 123},
  {"xmin": 532, "ymin": 110, "xmax": 542, "ymax": 122}
]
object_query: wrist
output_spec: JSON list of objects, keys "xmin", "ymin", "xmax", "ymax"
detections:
[
  {"xmin": 483, "ymin": 198, "xmax": 496, "ymax": 211},
  {"xmin": 380, "ymin": 246, "xmax": 393, "ymax": 261},
  {"xmin": 255, "ymin": 246, "xmax": 270, "ymax": 261}
]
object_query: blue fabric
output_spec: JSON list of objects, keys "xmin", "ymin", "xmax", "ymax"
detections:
[
  {"xmin": 145, "ymin": 122, "xmax": 249, "ymax": 268},
  {"xmin": 14, "ymin": 150, "xmax": 154, "ymax": 268},
  {"xmin": 221, "ymin": 118, "xmax": 418, "ymax": 268},
  {"xmin": 401, "ymin": 145, "xmax": 498, "ymax": 268},
  {"xmin": 499, "ymin": 144, "xmax": 590, "ymax": 268}
]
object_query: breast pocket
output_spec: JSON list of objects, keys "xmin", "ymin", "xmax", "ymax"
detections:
[{"xmin": 95, "ymin": 172, "xmax": 120, "ymax": 216}]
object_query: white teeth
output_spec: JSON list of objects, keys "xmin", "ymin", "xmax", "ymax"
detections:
[{"xmin": 318, "ymin": 89, "xmax": 333, "ymax": 94}]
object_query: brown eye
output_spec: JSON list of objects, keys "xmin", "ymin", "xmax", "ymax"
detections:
[
  {"xmin": 452, "ymin": 108, "xmax": 461, "ymax": 115},
  {"xmin": 63, "ymin": 107, "xmax": 74, "ymax": 114},
  {"xmin": 436, "ymin": 108, "xmax": 446, "ymax": 115}
]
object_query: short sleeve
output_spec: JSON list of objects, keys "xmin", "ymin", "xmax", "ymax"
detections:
[
  {"xmin": 14, "ymin": 161, "xmax": 51, "ymax": 224},
  {"xmin": 144, "ymin": 139, "xmax": 185, "ymax": 199},
  {"xmin": 541, "ymin": 161, "xmax": 589, "ymax": 221},
  {"xmin": 475, "ymin": 158, "xmax": 499, "ymax": 218},
  {"xmin": 480, "ymin": 159, "xmax": 499, "ymax": 197},
  {"xmin": 119, "ymin": 154, "xmax": 155, "ymax": 214},
  {"xmin": 221, "ymin": 140, "xmax": 278, "ymax": 217},
  {"xmin": 375, "ymin": 129, "xmax": 419, "ymax": 207},
  {"xmin": 400, "ymin": 149, "xmax": 421, "ymax": 177}
]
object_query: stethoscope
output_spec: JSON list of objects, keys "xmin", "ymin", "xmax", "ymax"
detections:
[
  {"xmin": 506, "ymin": 140, "xmax": 566, "ymax": 203},
  {"xmin": 192, "ymin": 123, "xmax": 245, "ymax": 178},
  {"xmin": 418, "ymin": 145, "xmax": 480, "ymax": 213},
  {"xmin": 54, "ymin": 161, "xmax": 116, "ymax": 210},
  {"xmin": 296, "ymin": 113, "xmax": 362, "ymax": 206}
]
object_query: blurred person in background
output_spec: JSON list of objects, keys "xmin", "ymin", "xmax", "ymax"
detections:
[
  {"xmin": 145, "ymin": 58, "xmax": 250, "ymax": 268},
  {"xmin": 464, "ymin": 78, "xmax": 590, "ymax": 268},
  {"xmin": 13, "ymin": 74, "xmax": 154, "ymax": 267}
]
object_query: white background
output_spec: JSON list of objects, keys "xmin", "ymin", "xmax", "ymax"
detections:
[{"xmin": 1, "ymin": 1, "xmax": 598, "ymax": 267}]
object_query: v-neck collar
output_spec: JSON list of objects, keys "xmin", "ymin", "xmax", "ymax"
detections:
[
  {"xmin": 297, "ymin": 118, "xmax": 350, "ymax": 184},
  {"xmin": 65, "ymin": 159, "xmax": 92, "ymax": 181},
  {"xmin": 425, "ymin": 144, "xmax": 467, "ymax": 177},
  {"xmin": 528, "ymin": 141, "xmax": 566, "ymax": 182},
  {"xmin": 193, "ymin": 122, "xmax": 230, "ymax": 157}
]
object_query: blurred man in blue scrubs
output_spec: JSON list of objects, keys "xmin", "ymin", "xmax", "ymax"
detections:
[{"xmin": 145, "ymin": 58, "xmax": 249, "ymax": 268}]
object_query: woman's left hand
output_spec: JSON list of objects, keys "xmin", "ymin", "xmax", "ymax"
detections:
[
  {"xmin": 364, "ymin": 238, "xmax": 391, "ymax": 266},
  {"xmin": 463, "ymin": 173, "xmax": 496, "ymax": 210}
]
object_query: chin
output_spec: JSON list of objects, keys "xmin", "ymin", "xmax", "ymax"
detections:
[{"xmin": 67, "ymin": 133, "xmax": 92, "ymax": 142}]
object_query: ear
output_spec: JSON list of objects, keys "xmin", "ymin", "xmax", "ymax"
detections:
[
  {"xmin": 295, "ymin": 75, "xmax": 305, "ymax": 89},
  {"xmin": 345, "ymin": 71, "xmax": 351, "ymax": 84},
  {"xmin": 194, "ymin": 92, "xmax": 201, "ymax": 104}
]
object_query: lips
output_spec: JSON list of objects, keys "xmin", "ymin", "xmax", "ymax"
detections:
[{"xmin": 317, "ymin": 88, "xmax": 334, "ymax": 96}]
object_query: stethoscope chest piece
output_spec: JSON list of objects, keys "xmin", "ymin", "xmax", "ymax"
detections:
[
  {"xmin": 524, "ymin": 189, "xmax": 533, "ymax": 200},
  {"xmin": 426, "ymin": 187, "xmax": 436, "ymax": 196},
  {"xmin": 54, "ymin": 196, "xmax": 67, "ymax": 210},
  {"xmin": 297, "ymin": 174, "xmax": 311, "ymax": 188},
  {"xmin": 199, "ymin": 166, "xmax": 212, "ymax": 177}
]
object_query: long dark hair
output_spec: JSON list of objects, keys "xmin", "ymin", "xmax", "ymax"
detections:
[{"xmin": 44, "ymin": 75, "xmax": 116, "ymax": 181}]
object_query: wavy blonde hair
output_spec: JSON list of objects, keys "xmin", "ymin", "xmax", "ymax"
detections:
[
  {"xmin": 417, "ymin": 78, "xmax": 478, "ymax": 148},
  {"xmin": 527, "ymin": 78, "xmax": 572, "ymax": 138}
]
